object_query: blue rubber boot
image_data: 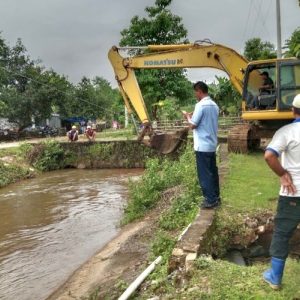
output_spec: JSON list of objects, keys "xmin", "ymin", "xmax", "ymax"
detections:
[{"xmin": 263, "ymin": 257, "xmax": 286, "ymax": 290}]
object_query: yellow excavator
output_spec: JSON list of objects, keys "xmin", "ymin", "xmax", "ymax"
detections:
[{"xmin": 108, "ymin": 40, "xmax": 300, "ymax": 154}]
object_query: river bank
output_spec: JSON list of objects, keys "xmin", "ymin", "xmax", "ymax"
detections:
[
  {"xmin": 60, "ymin": 146, "xmax": 300, "ymax": 300},
  {"xmin": 0, "ymin": 139, "xmax": 175, "ymax": 189}
]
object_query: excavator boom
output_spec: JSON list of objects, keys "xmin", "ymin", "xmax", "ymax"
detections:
[{"xmin": 108, "ymin": 42, "xmax": 248, "ymax": 153}]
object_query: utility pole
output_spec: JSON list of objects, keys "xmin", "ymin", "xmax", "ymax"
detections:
[{"xmin": 276, "ymin": 0, "xmax": 282, "ymax": 58}]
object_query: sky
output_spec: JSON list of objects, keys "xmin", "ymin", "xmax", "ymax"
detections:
[{"xmin": 0, "ymin": 0, "xmax": 299, "ymax": 86}]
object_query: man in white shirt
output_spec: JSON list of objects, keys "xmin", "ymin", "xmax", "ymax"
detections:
[{"xmin": 263, "ymin": 94, "xmax": 300, "ymax": 290}]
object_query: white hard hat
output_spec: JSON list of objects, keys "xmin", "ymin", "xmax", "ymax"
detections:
[
  {"xmin": 87, "ymin": 125, "xmax": 91, "ymax": 129},
  {"xmin": 292, "ymin": 94, "xmax": 300, "ymax": 109}
]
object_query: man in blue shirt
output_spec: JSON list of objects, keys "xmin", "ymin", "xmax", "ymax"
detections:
[{"xmin": 183, "ymin": 81, "xmax": 220, "ymax": 209}]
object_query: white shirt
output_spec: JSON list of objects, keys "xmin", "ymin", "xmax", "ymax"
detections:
[{"xmin": 266, "ymin": 119, "xmax": 300, "ymax": 197}]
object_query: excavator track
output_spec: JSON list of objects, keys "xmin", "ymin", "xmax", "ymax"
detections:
[{"xmin": 228, "ymin": 124, "xmax": 260, "ymax": 153}]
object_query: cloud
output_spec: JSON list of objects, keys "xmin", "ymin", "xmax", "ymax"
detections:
[{"xmin": 0, "ymin": 0, "xmax": 299, "ymax": 85}]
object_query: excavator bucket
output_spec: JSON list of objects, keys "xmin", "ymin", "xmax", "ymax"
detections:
[{"xmin": 148, "ymin": 128, "xmax": 189, "ymax": 154}]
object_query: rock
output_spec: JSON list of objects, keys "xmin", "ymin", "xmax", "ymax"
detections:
[
  {"xmin": 257, "ymin": 225, "xmax": 265, "ymax": 234},
  {"xmin": 185, "ymin": 253, "xmax": 197, "ymax": 272},
  {"xmin": 245, "ymin": 217, "xmax": 258, "ymax": 229},
  {"xmin": 77, "ymin": 163, "xmax": 86, "ymax": 169},
  {"xmin": 187, "ymin": 286, "xmax": 199, "ymax": 293}
]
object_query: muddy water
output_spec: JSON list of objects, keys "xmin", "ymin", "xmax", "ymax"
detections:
[{"xmin": 0, "ymin": 168, "xmax": 142, "ymax": 300}]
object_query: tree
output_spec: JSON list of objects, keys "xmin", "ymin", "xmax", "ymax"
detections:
[
  {"xmin": 0, "ymin": 32, "xmax": 120, "ymax": 129},
  {"xmin": 209, "ymin": 77, "xmax": 241, "ymax": 115},
  {"xmin": 284, "ymin": 27, "xmax": 300, "ymax": 58},
  {"xmin": 0, "ymin": 34, "xmax": 73, "ymax": 129},
  {"xmin": 67, "ymin": 76, "xmax": 119, "ymax": 120},
  {"xmin": 119, "ymin": 0, "xmax": 193, "ymax": 119},
  {"xmin": 244, "ymin": 38, "xmax": 276, "ymax": 61}
]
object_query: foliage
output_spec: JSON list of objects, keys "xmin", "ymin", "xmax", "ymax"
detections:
[
  {"xmin": 244, "ymin": 38, "xmax": 277, "ymax": 61},
  {"xmin": 0, "ymin": 161, "xmax": 31, "ymax": 187},
  {"xmin": 87, "ymin": 143, "xmax": 115, "ymax": 161},
  {"xmin": 123, "ymin": 143, "xmax": 199, "ymax": 223},
  {"xmin": 22, "ymin": 140, "xmax": 66, "ymax": 171},
  {"xmin": 18, "ymin": 142, "xmax": 34, "ymax": 159},
  {"xmin": 284, "ymin": 27, "xmax": 300, "ymax": 58},
  {"xmin": 119, "ymin": 0, "xmax": 194, "ymax": 117},
  {"xmin": 68, "ymin": 76, "xmax": 120, "ymax": 120},
  {"xmin": 154, "ymin": 98, "xmax": 182, "ymax": 120},
  {"xmin": 0, "ymin": 33, "xmax": 121, "ymax": 129},
  {"xmin": 209, "ymin": 76, "xmax": 242, "ymax": 115},
  {"xmin": 151, "ymin": 231, "xmax": 176, "ymax": 262}
]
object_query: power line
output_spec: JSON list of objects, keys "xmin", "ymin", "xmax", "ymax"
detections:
[
  {"xmin": 251, "ymin": 0, "xmax": 264, "ymax": 37},
  {"xmin": 242, "ymin": 0, "xmax": 253, "ymax": 44}
]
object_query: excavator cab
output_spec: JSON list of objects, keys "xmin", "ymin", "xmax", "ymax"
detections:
[{"xmin": 243, "ymin": 59, "xmax": 300, "ymax": 114}]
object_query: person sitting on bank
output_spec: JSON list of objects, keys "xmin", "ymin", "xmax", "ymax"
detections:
[
  {"xmin": 85, "ymin": 125, "xmax": 96, "ymax": 141},
  {"xmin": 251, "ymin": 71, "xmax": 274, "ymax": 109},
  {"xmin": 67, "ymin": 125, "xmax": 78, "ymax": 142}
]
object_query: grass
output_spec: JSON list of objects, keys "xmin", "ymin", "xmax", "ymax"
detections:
[
  {"xmin": 139, "ymin": 256, "xmax": 300, "ymax": 300},
  {"xmin": 0, "ymin": 145, "xmax": 34, "ymax": 187},
  {"xmin": 122, "ymin": 150, "xmax": 300, "ymax": 300},
  {"xmin": 122, "ymin": 144, "xmax": 200, "ymax": 225},
  {"xmin": 96, "ymin": 128, "xmax": 136, "ymax": 140},
  {"xmin": 0, "ymin": 161, "xmax": 32, "ymax": 188},
  {"xmin": 222, "ymin": 153, "xmax": 279, "ymax": 212}
]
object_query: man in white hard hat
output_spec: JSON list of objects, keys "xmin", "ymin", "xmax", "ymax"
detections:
[
  {"xmin": 85, "ymin": 125, "xmax": 96, "ymax": 141},
  {"xmin": 67, "ymin": 125, "xmax": 79, "ymax": 142},
  {"xmin": 262, "ymin": 94, "xmax": 300, "ymax": 289}
]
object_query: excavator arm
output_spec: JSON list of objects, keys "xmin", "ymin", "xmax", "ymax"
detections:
[{"xmin": 108, "ymin": 41, "xmax": 249, "ymax": 153}]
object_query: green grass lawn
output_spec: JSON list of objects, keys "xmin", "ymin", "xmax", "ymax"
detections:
[{"xmin": 222, "ymin": 153, "xmax": 279, "ymax": 212}]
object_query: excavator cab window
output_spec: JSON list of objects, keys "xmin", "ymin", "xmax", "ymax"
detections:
[
  {"xmin": 278, "ymin": 62, "xmax": 300, "ymax": 111},
  {"xmin": 244, "ymin": 63, "xmax": 276, "ymax": 111}
]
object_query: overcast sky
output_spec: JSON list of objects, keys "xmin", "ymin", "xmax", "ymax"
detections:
[{"xmin": 0, "ymin": 0, "xmax": 299, "ymax": 86}]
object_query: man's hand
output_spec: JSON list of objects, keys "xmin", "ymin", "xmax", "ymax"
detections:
[
  {"xmin": 182, "ymin": 111, "xmax": 192, "ymax": 119},
  {"xmin": 280, "ymin": 171, "xmax": 297, "ymax": 195}
]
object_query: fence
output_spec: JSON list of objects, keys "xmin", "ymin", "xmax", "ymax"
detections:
[{"xmin": 154, "ymin": 116, "xmax": 243, "ymax": 136}]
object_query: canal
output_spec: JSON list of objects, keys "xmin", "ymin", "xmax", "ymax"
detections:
[{"xmin": 0, "ymin": 168, "xmax": 142, "ymax": 300}]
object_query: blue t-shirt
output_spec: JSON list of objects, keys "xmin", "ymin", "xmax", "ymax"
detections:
[{"xmin": 189, "ymin": 96, "xmax": 219, "ymax": 152}]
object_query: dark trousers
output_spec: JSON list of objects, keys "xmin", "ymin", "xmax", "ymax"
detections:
[
  {"xmin": 270, "ymin": 196, "xmax": 300, "ymax": 259},
  {"xmin": 195, "ymin": 151, "xmax": 220, "ymax": 204}
]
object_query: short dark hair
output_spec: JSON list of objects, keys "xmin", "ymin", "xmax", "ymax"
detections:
[
  {"xmin": 293, "ymin": 106, "xmax": 300, "ymax": 115},
  {"xmin": 193, "ymin": 81, "xmax": 208, "ymax": 93},
  {"xmin": 260, "ymin": 71, "xmax": 269, "ymax": 77}
]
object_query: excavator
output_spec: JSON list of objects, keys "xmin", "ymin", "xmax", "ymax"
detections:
[{"xmin": 108, "ymin": 40, "xmax": 300, "ymax": 154}]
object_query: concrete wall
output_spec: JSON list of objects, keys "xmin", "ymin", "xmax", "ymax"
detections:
[{"xmin": 60, "ymin": 140, "xmax": 183, "ymax": 169}]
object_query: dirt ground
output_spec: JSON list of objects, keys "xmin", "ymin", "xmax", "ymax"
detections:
[{"xmin": 47, "ymin": 186, "xmax": 182, "ymax": 300}]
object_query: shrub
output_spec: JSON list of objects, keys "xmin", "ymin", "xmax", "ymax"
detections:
[
  {"xmin": 0, "ymin": 161, "xmax": 31, "ymax": 187},
  {"xmin": 24, "ymin": 141, "xmax": 66, "ymax": 171},
  {"xmin": 123, "ymin": 144, "xmax": 199, "ymax": 223}
]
